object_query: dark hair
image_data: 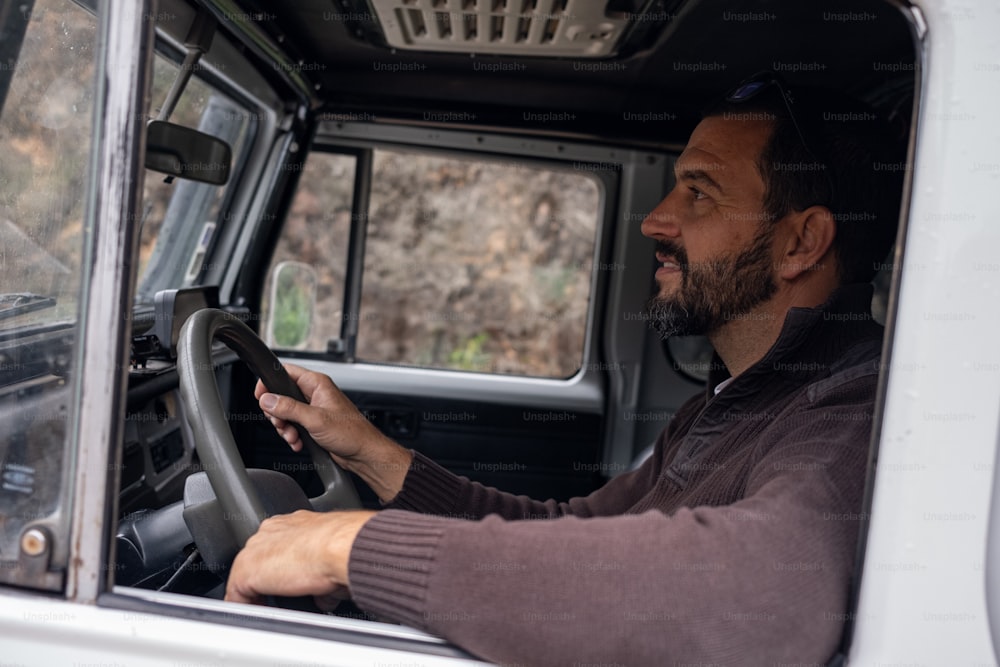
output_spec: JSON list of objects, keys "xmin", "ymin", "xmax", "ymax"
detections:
[{"xmin": 706, "ymin": 83, "xmax": 906, "ymax": 284}]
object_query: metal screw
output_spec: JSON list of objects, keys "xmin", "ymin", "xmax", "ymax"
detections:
[{"xmin": 21, "ymin": 528, "xmax": 47, "ymax": 557}]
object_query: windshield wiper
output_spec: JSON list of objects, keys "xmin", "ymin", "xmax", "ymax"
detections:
[{"xmin": 0, "ymin": 293, "xmax": 57, "ymax": 322}]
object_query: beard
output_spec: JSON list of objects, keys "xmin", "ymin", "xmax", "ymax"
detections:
[{"xmin": 647, "ymin": 227, "xmax": 778, "ymax": 339}]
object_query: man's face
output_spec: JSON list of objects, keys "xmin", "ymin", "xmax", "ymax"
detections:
[{"xmin": 640, "ymin": 115, "xmax": 780, "ymax": 339}]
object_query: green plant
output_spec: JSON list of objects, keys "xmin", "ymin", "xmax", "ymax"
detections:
[
  {"xmin": 448, "ymin": 332, "xmax": 491, "ymax": 371},
  {"xmin": 272, "ymin": 270, "xmax": 310, "ymax": 347}
]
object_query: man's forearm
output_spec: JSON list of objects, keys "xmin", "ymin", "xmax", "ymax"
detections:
[{"xmin": 347, "ymin": 438, "xmax": 413, "ymax": 503}]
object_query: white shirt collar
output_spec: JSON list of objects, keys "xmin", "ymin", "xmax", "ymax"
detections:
[{"xmin": 713, "ymin": 376, "xmax": 735, "ymax": 395}]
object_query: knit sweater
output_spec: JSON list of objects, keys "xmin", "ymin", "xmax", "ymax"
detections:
[{"xmin": 348, "ymin": 284, "xmax": 882, "ymax": 666}]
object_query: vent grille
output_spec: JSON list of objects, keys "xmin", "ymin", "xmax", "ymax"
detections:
[{"xmin": 368, "ymin": 0, "xmax": 631, "ymax": 57}]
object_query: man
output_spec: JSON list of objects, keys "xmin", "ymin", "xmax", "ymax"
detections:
[{"xmin": 225, "ymin": 73, "xmax": 904, "ymax": 666}]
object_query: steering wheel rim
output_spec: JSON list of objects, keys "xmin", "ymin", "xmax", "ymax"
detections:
[{"xmin": 176, "ymin": 308, "xmax": 361, "ymax": 548}]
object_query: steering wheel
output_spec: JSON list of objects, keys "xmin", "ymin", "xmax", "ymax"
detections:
[{"xmin": 175, "ymin": 308, "xmax": 361, "ymax": 550}]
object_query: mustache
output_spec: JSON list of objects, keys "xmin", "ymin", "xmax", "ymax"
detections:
[{"xmin": 655, "ymin": 241, "xmax": 688, "ymax": 269}]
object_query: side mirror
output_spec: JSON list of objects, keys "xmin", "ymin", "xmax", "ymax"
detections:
[
  {"xmin": 145, "ymin": 120, "xmax": 231, "ymax": 185},
  {"xmin": 265, "ymin": 261, "xmax": 317, "ymax": 350}
]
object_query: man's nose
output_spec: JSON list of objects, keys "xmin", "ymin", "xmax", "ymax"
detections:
[{"xmin": 639, "ymin": 196, "xmax": 680, "ymax": 240}]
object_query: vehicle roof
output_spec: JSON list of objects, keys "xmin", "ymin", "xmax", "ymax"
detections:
[{"xmin": 228, "ymin": 0, "xmax": 916, "ymax": 147}]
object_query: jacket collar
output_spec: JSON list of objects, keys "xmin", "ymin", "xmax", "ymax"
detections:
[{"xmin": 704, "ymin": 283, "xmax": 879, "ymax": 401}]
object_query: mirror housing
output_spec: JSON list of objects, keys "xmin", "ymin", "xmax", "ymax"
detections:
[
  {"xmin": 265, "ymin": 261, "xmax": 318, "ymax": 350},
  {"xmin": 145, "ymin": 120, "xmax": 231, "ymax": 185}
]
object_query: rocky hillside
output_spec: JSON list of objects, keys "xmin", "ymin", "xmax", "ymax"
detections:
[{"xmin": 269, "ymin": 149, "xmax": 602, "ymax": 378}]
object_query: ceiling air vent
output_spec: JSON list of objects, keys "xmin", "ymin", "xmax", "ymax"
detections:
[{"xmin": 365, "ymin": 0, "xmax": 638, "ymax": 57}]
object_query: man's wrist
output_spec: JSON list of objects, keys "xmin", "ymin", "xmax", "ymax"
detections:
[
  {"xmin": 355, "ymin": 440, "xmax": 413, "ymax": 503},
  {"xmin": 328, "ymin": 510, "xmax": 377, "ymax": 586}
]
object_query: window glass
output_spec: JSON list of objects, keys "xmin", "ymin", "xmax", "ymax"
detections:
[
  {"xmin": 269, "ymin": 148, "xmax": 601, "ymax": 378},
  {"xmin": 135, "ymin": 54, "xmax": 253, "ymax": 302},
  {"xmin": 358, "ymin": 150, "xmax": 601, "ymax": 378},
  {"xmin": 0, "ymin": 0, "xmax": 97, "ymax": 582},
  {"xmin": 0, "ymin": 0, "xmax": 96, "ymax": 327},
  {"xmin": 262, "ymin": 152, "xmax": 356, "ymax": 350}
]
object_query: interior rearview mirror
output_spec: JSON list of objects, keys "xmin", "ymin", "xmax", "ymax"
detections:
[
  {"xmin": 145, "ymin": 120, "xmax": 231, "ymax": 185},
  {"xmin": 265, "ymin": 261, "xmax": 318, "ymax": 350}
]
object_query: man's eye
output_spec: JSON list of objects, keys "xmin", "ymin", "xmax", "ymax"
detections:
[{"xmin": 690, "ymin": 187, "xmax": 707, "ymax": 201}]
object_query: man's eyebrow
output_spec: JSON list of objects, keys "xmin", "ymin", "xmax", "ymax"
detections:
[{"xmin": 676, "ymin": 168, "xmax": 724, "ymax": 194}]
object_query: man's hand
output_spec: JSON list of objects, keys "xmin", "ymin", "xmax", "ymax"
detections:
[
  {"xmin": 255, "ymin": 364, "xmax": 413, "ymax": 502},
  {"xmin": 255, "ymin": 364, "xmax": 381, "ymax": 459},
  {"xmin": 225, "ymin": 509, "xmax": 376, "ymax": 606}
]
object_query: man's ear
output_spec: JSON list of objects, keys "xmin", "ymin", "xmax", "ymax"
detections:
[{"xmin": 775, "ymin": 205, "xmax": 836, "ymax": 281}]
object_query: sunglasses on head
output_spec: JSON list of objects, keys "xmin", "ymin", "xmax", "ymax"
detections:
[{"xmin": 725, "ymin": 71, "xmax": 836, "ymax": 206}]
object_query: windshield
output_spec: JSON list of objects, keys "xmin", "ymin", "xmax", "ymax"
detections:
[
  {"xmin": 135, "ymin": 54, "xmax": 254, "ymax": 306},
  {"xmin": 0, "ymin": 24, "xmax": 255, "ymax": 331}
]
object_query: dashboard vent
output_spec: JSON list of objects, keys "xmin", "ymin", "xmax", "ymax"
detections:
[{"xmin": 366, "ymin": 0, "xmax": 636, "ymax": 57}]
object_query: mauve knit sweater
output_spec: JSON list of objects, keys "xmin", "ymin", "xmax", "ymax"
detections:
[{"xmin": 348, "ymin": 284, "xmax": 881, "ymax": 667}]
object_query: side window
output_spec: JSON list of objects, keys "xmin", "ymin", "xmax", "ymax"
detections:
[
  {"xmin": 0, "ymin": 0, "xmax": 98, "ymax": 586},
  {"xmin": 268, "ymin": 147, "xmax": 602, "ymax": 379},
  {"xmin": 262, "ymin": 152, "xmax": 356, "ymax": 350}
]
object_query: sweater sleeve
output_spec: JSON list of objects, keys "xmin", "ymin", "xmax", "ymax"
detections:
[
  {"xmin": 384, "ymin": 398, "xmax": 702, "ymax": 521},
  {"xmin": 349, "ymin": 383, "xmax": 872, "ymax": 666},
  {"xmin": 384, "ymin": 446, "xmax": 660, "ymax": 521}
]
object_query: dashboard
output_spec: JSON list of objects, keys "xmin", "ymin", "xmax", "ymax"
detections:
[
  {"xmin": 120, "ymin": 387, "xmax": 196, "ymax": 517},
  {"xmin": 116, "ymin": 355, "xmax": 237, "ymax": 593},
  {"xmin": 121, "ymin": 286, "xmax": 222, "ymax": 515}
]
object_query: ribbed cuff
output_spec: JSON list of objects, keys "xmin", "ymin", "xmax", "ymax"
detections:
[
  {"xmin": 383, "ymin": 450, "xmax": 465, "ymax": 517},
  {"xmin": 348, "ymin": 509, "xmax": 450, "ymax": 629}
]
